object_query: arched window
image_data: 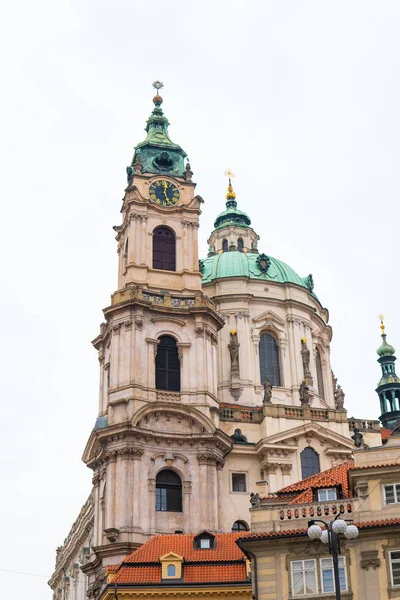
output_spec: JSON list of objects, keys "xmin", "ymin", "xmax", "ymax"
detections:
[
  {"xmin": 301, "ymin": 447, "xmax": 320, "ymax": 479},
  {"xmin": 259, "ymin": 333, "xmax": 281, "ymax": 387},
  {"xmin": 222, "ymin": 239, "xmax": 228, "ymax": 252},
  {"xmin": 156, "ymin": 336, "xmax": 181, "ymax": 392},
  {"xmin": 237, "ymin": 238, "xmax": 244, "ymax": 252},
  {"xmin": 232, "ymin": 520, "xmax": 249, "ymax": 532},
  {"xmin": 156, "ymin": 470, "xmax": 182, "ymax": 512},
  {"xmin": 153, "ymin": 226, "xmax": 176, "ymax": 271},
  {"xmin": 124, "ymin": 238, "xmax": 129, "ymax": 266},
  {"xmin": 167, "ymin": 564, "xmax": 176, "ymax": 576},
  {"xmin": 316, "ymin": 348, "xmax": 325, "ymax": 400}
]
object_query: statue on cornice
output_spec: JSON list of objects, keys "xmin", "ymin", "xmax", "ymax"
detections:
[
  {"xmin": 301, "ymin": 338, "xmax": 313, "ymax": 386},
  {"xmin": 299, "ymin": 380, "xmax": 310, "ymax": 406},
  {"xmin": 351, "ymin": 427, "xmax": 364, "ymax": 448},
  {"xmin": 334, "ymin": 384, "xmax": 345, "ymax": 410},
  {"xmin": 262, "ymin": 378, "xmax": 272, "ymax": 404},
  {"xmin": 228, "ymin": 331, "xmax": 240, "ymax": 379}
]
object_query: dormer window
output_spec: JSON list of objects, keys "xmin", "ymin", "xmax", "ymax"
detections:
[
  {"xmin": 194, "ymin": 531, "xmax": 215, "ymax": 550},
  {"xmin": 317, "ymin": 488, "xmax": 338, "ymax": 501}
]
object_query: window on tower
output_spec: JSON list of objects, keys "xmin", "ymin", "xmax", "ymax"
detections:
[
  {"xmin": 237, "ymin": 238, "xmax": 244, "ymax": 252},
  {"xmin": 259, "ymin": 332, "xmax": 281, "ymax": 387},
  {"xmin": 232, "ymin": 520, "xmax": 249, "ymax": 532},
  {"xmin": 222, "ymin": 238, "xmax": 228, "ymax": 252},
  {"xmin": 156, "ymin": 336, "xmax": 181, "ymax": 392},
  {"xmin": 156, "ymin": 470, "xmax": 182, "ymax": 512},
  {"xmin": 301, "ymin": 447, "xmax": 320, "ymax": 479},
  {"xmin": 316, "ymin": 348, "xmax": 325, "ymax": 400},
  {"xmin": 153, "ymin": 226, "xmax": 176, "ymax": 271},
  {"xmin": 124, "ymin": 238, "xmax": 129, "ymax": 266}
]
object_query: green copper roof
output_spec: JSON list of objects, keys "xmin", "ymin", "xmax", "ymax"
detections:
[
  {"xmin": 214, "ymin": 183, "xmax": 251, "ymax": 229},
  {"xmin": 129, "ymin": 94, "xmax": 187, "ymax": 178},
  {"xmin": 377, "ymin": 334, "xmax": 396, "ymax": 357},
  {"xmin": 201, "ymin": 250, "xmax": 316, "ymax": 295}
]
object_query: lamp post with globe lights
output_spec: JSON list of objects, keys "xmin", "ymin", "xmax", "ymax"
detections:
[{"xmin": 307, "ymin": 513, "xmax": 359, "ymax": 600}]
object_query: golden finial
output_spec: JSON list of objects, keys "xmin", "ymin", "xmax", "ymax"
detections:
[
  {"xmin": 224, "ymin": 168, "xmax": 236, "ymax": 200},
  {"xmin": 301, "ymin": 337, "xmax": 306, "ymax": 343},
  {"xmin": 379, "ymin": 314, "xmax": 385, "ymax": 335},
  {"xmin": 231, "ymin": 329, "xmax": 236, "ymax": 335}
]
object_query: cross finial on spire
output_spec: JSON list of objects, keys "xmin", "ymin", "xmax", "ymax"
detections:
[
  {"xmin": 224, "ymin": 168, "xmax": 236, "ymax": 201},
  {"xmin": 152, "ymin": 80, "xmax": 164, "ymax": 92},
  {"xmin": 379, "ymin": 314, "xmax": 385, "ymax": 336},
  {"xmin": 152, "ymin": 80, "xmax": 164, "ymax": 106}
]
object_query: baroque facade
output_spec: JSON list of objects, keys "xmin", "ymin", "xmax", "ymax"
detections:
[
  {"xmin": 49, "ymin": 85, "xmax": 388, "ymax": 599},
  {"xmin": 239, "ymin": 426, "xmax": 400, "ymax": 599}
]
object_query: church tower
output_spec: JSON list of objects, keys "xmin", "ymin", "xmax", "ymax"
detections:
[
  {"xmin": 82, "ymin": 84, "xmax": 231, "ymax": 579},
  {"xmin": 376, "ymin": 316, "xmax": 400, "ymax": 429}
]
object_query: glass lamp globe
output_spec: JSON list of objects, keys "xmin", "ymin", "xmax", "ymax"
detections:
[
  {"xmin": 332, "ymin": 519, "xmax": 347, "ymax": 534},
  {"xmin": 321, "ymin": 529, "xmax": 330, "ymax": 544},
  {"xmin": 344, "ymin": 525, "xmax": 359, "ymax": 539},
  {"xmin": 307, "ymin": 524, "xmax": 323, "ymax": 540}
]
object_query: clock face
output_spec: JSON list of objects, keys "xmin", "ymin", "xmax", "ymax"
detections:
[{"xmin": 149, "ymin": 180, "xmax": 180, "ymax": 206}]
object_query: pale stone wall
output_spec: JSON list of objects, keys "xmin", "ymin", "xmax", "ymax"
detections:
[{"xmin": 203, "ymin": 277, "xmax": 334, "ymax": 409}]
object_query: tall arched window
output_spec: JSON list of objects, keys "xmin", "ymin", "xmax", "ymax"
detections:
[
  {"xmin": 301, "ymin": 447, "xmax": 320, "ymax": 479},
  {"xmin": 222, "ymin": 239, "xmax": 228, "ymax": 252},
  {"xmin": 167, "ymin": 565, "xmax": 176, "ymax": 576},
  {"xmin": 259, "ymin": 333, "xmax": 281, "ymax": 387},
  {"xmin": 156, "ymin": 336, "xmax": 181, "ymax": 392},
  {"xmin": 153, "ymin": 226, "xmax": 176, "ymax": 271},
  {"xmin": 156, "ymin": 470, "xmax": 182, "ymax": 512},
  {"xmin": 232, "ymin": 520, "xmax": 249, "ymax": 532},
  {"xmin": 237, "ymin": 238, "xmax": 244, "ymax": 252},
  {"xmin": 316, "ymin": 348, "xmax": 325, "ymax": 400}
]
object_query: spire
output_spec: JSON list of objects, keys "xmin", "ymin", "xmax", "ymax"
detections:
[
  {"xmin": 213, "ymin": 170, "xmax": 251, "ymax": 230},
  {"xmin": 375, "ymin": 315, "xmax": 400, "ymax": 429},
  {"xmin": 127, "ymin": 81, "xmax": 187, "ymax": 179}
]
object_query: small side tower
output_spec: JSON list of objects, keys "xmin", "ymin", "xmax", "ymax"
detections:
[{"xmin": 376, "ymin": 316, "xmax": 400, "ymax": 429}]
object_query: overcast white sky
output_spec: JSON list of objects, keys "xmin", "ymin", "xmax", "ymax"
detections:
[{"xmin": 1, "ymin": 1, "xmax": 400, "ymax": 597}]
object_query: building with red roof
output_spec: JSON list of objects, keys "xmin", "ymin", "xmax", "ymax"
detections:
[{"xmin": 101, "ymin": 531, "xmax": 251, "ymax": 599}]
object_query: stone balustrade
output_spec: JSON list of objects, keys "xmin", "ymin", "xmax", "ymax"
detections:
[
  {"xmin": 348, "ymin": 418, "xmax": 381, "ymax": 432},
  {"xmin": 110, "ymin": 286, "xmax": 217, "ymax": 311},
  {"xmin": 156, "ymin": 391, "xmax": 181, "ymax": 403},
  {"xmin": 251, "ymin": 497, "xmax": 358, "ymax": 533},
  {"xmin": 220, "ymin": 404, "xmax": 347, "ymax": 424}
]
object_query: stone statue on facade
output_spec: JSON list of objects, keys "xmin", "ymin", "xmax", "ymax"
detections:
[
  {"xmin": 126, "ymin": 165, "xmax": 134, "ymax": 184},
  {"xmin": 250, "ymin": 492, "xmax": 260, "ymax": 508},
  {"xmin": 262, "ymin": 378, "xmax": 273, "ymax": 404},
  {"xmin": 301, "ymin": 338, "xmax": 313, "ymax": 386},
  {"xmin": 133, "ymin": 152, "xmax": 143, "ymax": 174},
  {"xmin": 299, "ymin": 379, "xmax": 310, "ymax": 406},
  {"xmin": 228, "ymin": 331, "xmax": 240, "ymax": 379},
  {"xmin": 231, "ymin": 428, "xmax": 248, "ymax": 443},
  {"xmin": 351, "ymin": 427, "xmax": 364, "ymax": 448},
  {"xmin": 334, "ymin": 384, "xmax": 345, "ymax": 410},
  {"xmin": 184, "ymin": 161, "xmax": 193, "ymax": 182},
  {"xmin": 331, "ymin": 370, "xmax": 338, "ymax": 395}
]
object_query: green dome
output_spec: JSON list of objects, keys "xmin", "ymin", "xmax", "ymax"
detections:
[
  {"xmin": 214, "ymin": 202, "xmax": 251, "ymax": 229},
  {"xmin": 201, "ymin": 250, "xmax": 316, "ymax": 296},
  {"xmin": 377, "ymin": 334, "xmax": 396, "ymax": 357}
]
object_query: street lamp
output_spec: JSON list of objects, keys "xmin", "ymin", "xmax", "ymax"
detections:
[{"xmin": 307, "ymin": 513, "xmax": 359, "ymax": 600}]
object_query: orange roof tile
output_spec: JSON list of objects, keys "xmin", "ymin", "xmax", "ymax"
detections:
[
  {"xmin": 220, "ymin": 402, "xmax": 260, "ymax": 411},
  {"xmin": 238, "ymin": 518, "xmax": 400, "ymax": 542},
  {"xmin": 277, "ymin": 461, "xmax": 354, "ymax": 498},
  {"xmin": 123, "ymin": 532, "xmax": 246, "ymax": 564},
  {"xmin": 382, "ymin": 428, "xmax": 392, "ymax": 440},
  {"xmin": 105, "ymin": 565, "xmax": 119, "ymax": 573},
  {"xmin": 113, "ymin": 565, "xmax": 160, "ymax": 584},
  {"xmin": 184, "ymin": 564, "xmax": 247, "ymax": 583}
]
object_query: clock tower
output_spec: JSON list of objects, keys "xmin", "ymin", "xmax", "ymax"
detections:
[{"xmin": 82, "ymin": 84, "xmax": 231, "ymax": 590}]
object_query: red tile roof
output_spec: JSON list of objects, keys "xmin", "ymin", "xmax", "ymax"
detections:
[
  {"xmin": 111, "ymin": 532, "xmax": 250, "ymax": 587},
  {"xmin": 238, "ymin": 518, "xmax": 400, "ymax": 543},
  {"xmin": 382, "ymin": 428, "xmax": 392, "ymax": 440},
  {"xmin": 123, "ymin": 532, "xmax": 246, "ymax": 563},
  {"xmin": 275, "ymin": 461, "xmax": 354, "ymax": 500}
]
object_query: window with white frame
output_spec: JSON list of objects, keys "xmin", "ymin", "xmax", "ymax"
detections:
[
  {"xmin": 291, "ymin": 559, "xmax": 318, "ymax": 596},
  {"xmin": 232, "ymin": 473, "xmax": 247, "ymax": 493},
  {"xmin": 317, "ymin": 488, "xmax": 338, "ymax": 502},
  {"xmin": 390, "ymin": 551, "xmax": 400, "ymax": 586},
  {"xmin": 384, "ymin": 483, "xmax": 400, "ymax": 505},
  {"xmin": 320, "ymin": 557, "xmax": 347, "ymax": 593}
]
